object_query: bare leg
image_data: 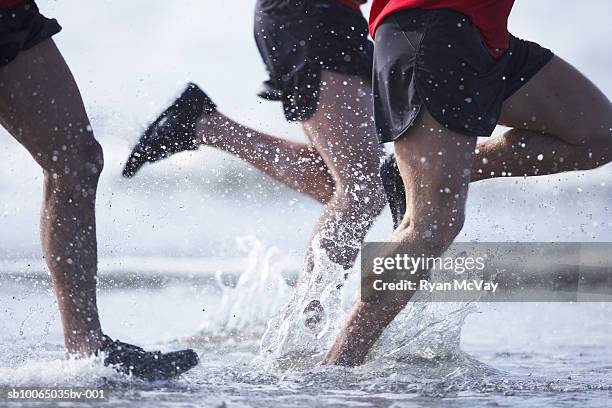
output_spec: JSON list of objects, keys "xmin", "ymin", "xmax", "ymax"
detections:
[
  {"xmin": 300, "ymin": 71, "xmax": 386, "ymax": 271},
  {"xmin": 196, "ymin": 112, "xmax": 334, "ymax": 204},
  {"xmin": 198, "ymin": 72, "xmax": 385, "ymax": 269},
  {"xmin": 0, "ymin": 40, "xmax": 104, "ymax": 354},
  {"xmin": 473, "ymin": 56, "xmax": 611, "ymax": 181},
  {"xmin": 322, "ymin": 110, "xmax": 475, "ymax": 366}
]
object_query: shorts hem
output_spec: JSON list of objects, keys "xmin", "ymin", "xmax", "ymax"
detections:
[
  {"xmin": 21, "ymin": 21, "xmax": 62, "ymax": 53},
  {"xmin": 377, "ymin": 103, "xmax": 421, "ymax": 143},
  {"xmin": 503, "ymin": 50, "xmax": 554, "ymax": 101},
  {"xmin": 263, "ymin": 64, "xmax": 372, "ymax": 123},
  {"xmin": 378, "ymin": 101, "xmax": 487, "ymax": 143}
]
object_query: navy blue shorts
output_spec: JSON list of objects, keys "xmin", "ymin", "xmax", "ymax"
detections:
[
  {"xmin": 254, "ymin": 0, "xmax": 373, "ymax": 122},
  {"xmin": 372, "ymin": 8, "xmax": 554, "ymax": 143},
  {"xmin": 0, "ymin": 0, "xmax": 61, "ymax": 66}
]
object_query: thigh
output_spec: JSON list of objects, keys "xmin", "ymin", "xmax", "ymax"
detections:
[
  {"xmin": 0, "ymin": 39, "xmax": 95, "ymax": 169},
  {"xmin": 302, "ymin": 70, "xmax": 384, "ymax": 185},
  {"xmin": 394, "ymin": 109, "xmax": 475, "ymax": 229},
  {"xmin": 499, "ymin": 55, "xmax": 612, "ymax": 145}
]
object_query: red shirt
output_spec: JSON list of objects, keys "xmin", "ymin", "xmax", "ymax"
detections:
[{"xmin": 369, "ymin": 0, "xmax": 515, "ymax": 58}]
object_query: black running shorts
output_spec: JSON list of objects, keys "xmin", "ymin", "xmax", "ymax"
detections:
[
  {"xmin": 0, "ymin": 0, "xmax": 61, "ymax": 66},
  {"xmin": 372, "ymin": 8, "xmax": 554, "ymax": 143},
  {"xmin": 254, "ymin": 0, "xmax": 373, "ymax": 122}
]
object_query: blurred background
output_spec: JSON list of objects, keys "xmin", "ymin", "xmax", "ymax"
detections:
[{"xmin": 0, "ymin": 0, "xmax": 610, "ymax": 268}]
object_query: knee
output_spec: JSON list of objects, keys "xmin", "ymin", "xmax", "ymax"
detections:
[
  {"xmin": 362, "ymin": 180, "xmax": 387, "ymax": 218},
  {"xmin": 336, "ymin": 175, "xmax": 386, "ymax": 219},
  {"xmin": 570, "ymin": 121, "xmax": 611, "ymax": 147},
  {"xmin": 43, "ymin": 137, "xmax": 104, "ymax": 188},
  {"xmin": 395, "ymin": 210, "xmax": 465, "ymax": 254},
  {"xmin": 596, "ymin": 130, "xmax": 612, "ymax": 164},
  {"xmin": 572, "ymin": 127, "xmax": 611, "ymax": 168}
]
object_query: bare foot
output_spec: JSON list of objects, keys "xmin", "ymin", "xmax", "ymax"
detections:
[{"xmin": 321, "ymin": 300, "xmax": 408, "ymax": 366}]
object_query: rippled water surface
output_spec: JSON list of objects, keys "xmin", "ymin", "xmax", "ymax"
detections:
[{"xmin": 1, "ymin": 243, "xmax": 611, "ymax": 407}]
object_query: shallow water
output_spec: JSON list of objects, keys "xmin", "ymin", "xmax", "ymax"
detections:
[
  {"xmin": 0, "ymin": 1, "xmax": 610, "ymax": 406},
  {"xmin": 1, "ymin": 241, "xmax": 611, "ymax": 407}
]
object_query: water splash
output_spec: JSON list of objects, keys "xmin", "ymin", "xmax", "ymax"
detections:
[
  {"xmin": 259, "ymin": 235, "xmax": 350, "ymax": 369},
  {"xmin": 257, "ymin": 239, "xmax": 485, "ymax": 369},
  {"xmin": 193, "ymin": 233, "xmax": 482, "ymax": 372},
  {"xmin": 372, "ymin": 268, "xmax": 483, "ymax": 362},
  {"xmin": 372, "ymin": 301, "xmax": 478, "ymax": 362},
  {"xmin": 0, "ymin": 353, "xmax": 120, "ymax": 387},
  {"xmin": 196, "ymin": 235, "xmax": 294, "ymax": 340}
]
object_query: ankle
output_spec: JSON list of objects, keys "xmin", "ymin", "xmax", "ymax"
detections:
[
  {"xmin": 64, "ymin": 328, "xmax": 105, "ymax": 356},
  {"xmin": 196, "ymin": 111, "xmax": 225, "ymax": 146}
]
